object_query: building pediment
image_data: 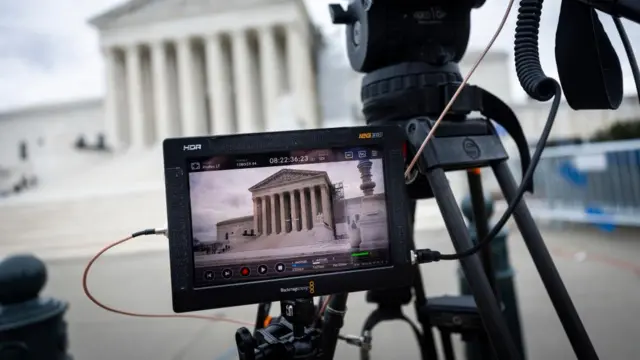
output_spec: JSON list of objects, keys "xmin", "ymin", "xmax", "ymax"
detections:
[
  {"xmin": 90, "ymin": 0, "xmax": 295, "ymax": 30},
  {"xmin": 249, "ymin": 169, "xmax": 328, "ymax": 192}
]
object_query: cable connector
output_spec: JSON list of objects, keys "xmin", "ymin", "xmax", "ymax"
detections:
[
  {"xmin": 131, "ymin": 227, "xmax": 168, "ymax": 238},
  {"xmin": 415, "ymin": 249, "xmax": 442, "ymax": 264}
]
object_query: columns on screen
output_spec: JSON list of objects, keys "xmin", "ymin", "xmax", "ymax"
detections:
[
  {"xmin": 252, "ymin": 184, "xmax": 333, "ymax": 237},
  {"xmin": 101, "ymin": 21, "xmax": 318, "ymax": 150}
]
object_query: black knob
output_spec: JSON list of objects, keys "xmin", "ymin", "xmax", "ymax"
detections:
[
  {"xmin": 281, "ymin": 299, "xmax": 316, "ymax": 327},
  {"xmin": 236, "ymin": 327, "xmax": 257, "ymax": 360},
  {"xmin": 329, "ymin": 4, "xmax": 355, "ymax": 24},
  {"xmin": 0, "ymin": 255, "xmax": 46, "ymax": 305}
]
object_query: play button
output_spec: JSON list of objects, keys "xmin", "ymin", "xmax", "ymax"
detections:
[{"xmin": 258, "ymin": 265, "xmax": 268, "ymax": 275}]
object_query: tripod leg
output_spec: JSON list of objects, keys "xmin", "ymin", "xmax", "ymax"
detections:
[
  {"xmin": 467, "ymin": 169, "xmax": 498, "ymax": 298},
  {"xmin": 407, "ymin": 199, "xmax": 439, "ymax": 360},
  {"xmin": 491, "ymin": 161, "xmax": 599, "ymax": 360},
  {"xmin": 439, "ymin": 331, "xmax": 456, "ymax": 360},
  {"xmin": 425, "ymin": 168, "xmax": 521, "ymax": 360}
]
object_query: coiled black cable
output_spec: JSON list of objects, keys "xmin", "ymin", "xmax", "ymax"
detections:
[{"xmin": 514, "ymin": 0, "xmax": 557, "ymax": 101}]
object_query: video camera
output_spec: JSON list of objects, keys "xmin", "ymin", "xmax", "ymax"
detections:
[{"xmin": 160, "ymin": 0, "xmax": 640, "ymax": 359}]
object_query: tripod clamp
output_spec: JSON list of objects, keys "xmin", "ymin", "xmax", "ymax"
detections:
[{"xmin": 236, "ymin": 299, "xmax": 322, "ymax": 360}]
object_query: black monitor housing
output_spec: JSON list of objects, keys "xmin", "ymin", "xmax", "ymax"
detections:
[{"xmin": 163, "ymin": 126, "xmax": 415, "ymax": 313}]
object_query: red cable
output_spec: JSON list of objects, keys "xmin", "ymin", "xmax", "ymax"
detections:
[{"xmin": 82, "ymin": 234, "xmax": 253, "ymax": 326}]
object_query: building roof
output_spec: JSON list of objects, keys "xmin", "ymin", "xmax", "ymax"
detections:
[
  {"xmin": 249, "ymin": 169, "xmax": 329, "ymax": 192},
  {"xmin": 89, "ymin": 0, "xmax": 303, "ymax": 29},
  {"xmin": 216, "ymin": 215, "xmax": 254, "ymax": 227}
]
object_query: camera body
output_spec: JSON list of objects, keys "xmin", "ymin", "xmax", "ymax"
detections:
[{"xmin": 163, "ymin": 126, "xmax": 415, "ymax": 313}]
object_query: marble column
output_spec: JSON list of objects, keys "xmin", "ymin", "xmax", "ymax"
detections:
[
  {"xmin": 231, "ymin": 29, "xmax": 260, "ymax": 133},
  {"xmin": 321, "ymin": 185, "xmax": 332, "ymax": 228},
  {"xmin": 300, "ymin": 188, "xmax": 309, "ymax": 230},
  {"xmin": 205, "ymin": 33, "xmax": 234, "ymax": 135},
  {"xmin": 103, "ymin": 47, "xmax": 127, "ymax": 149},
  {"xmin": 125, "ymin": 44, "xmax": 146, "ymax": 148},
  {"xmin": 261, "ymin": 195, "xmax": 268, "ymax": 235},
  {"xmin": 253, "ymin": 198, "xmax": 259, "ymax": 235},
  {"xmin": 279, "ymin": 193, "xmax": 287, "ymax": 234},
  {"xmin": 310, "ymin": 186, "xmax": 318, "ymax": 225},
  {"xmin": 270, "ymin": 195, "xmax": 277, "ymax": 235},
  {"xmin": 289, "ymin": 190, "xmax": 298, "ymax": 232},
  {"xmin": 284, "ymin": 193, "xmax": 292, "ymax": 233},
  {"xmin": 140, "ymin": 49, "xmax": 155, "ymax": 146},
  {"xmin": 151, "ymin": 41, "xmax": 172, "ymax": 141},
  {"xmin": 285, "ymin": 22, "xmax": 319, "ymax": 129},
  {"xmin": 258, "ymin": 25, "xmax": 282, "ymax": 131},
  {"xmin": 177, "ymin": 37, "xmax": 206, "ymax": 136}
]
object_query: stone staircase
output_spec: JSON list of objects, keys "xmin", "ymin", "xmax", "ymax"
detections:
[{"xmin": 0, "ymin": 147, "xmax": 168, "ymax": 260}]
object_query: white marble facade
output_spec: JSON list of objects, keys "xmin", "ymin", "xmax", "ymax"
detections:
[
  {"xmin": 91, "ymin": 0, "xmax": 321, "ymax": 150},
  {"xmin": 249, "ymin": 169, "xmax": 334, "ymax": 236}
]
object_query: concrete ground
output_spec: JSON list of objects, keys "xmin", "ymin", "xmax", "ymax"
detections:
[{"xmin": 36, "ymin": 222, "xmax": 640, "ymax": 360}]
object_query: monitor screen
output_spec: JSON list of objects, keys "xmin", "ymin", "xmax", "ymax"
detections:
[{"xmin": 188, "ymin": 146, "xmax": 390, "ymax": 288}]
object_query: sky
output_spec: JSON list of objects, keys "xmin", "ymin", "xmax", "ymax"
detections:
[
  {"xmin": 189, "ymin": 158, "xmax": 384, "ymax": 239},
  {"xmin": 1, "ymin": 0, "xmax": 639, "ymax": 111}
]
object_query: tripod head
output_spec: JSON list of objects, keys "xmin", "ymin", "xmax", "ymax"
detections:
[
  {"xmin": 330, "ymin": 0, "xmax": 484, "ymax": 123},
  {"xmin": 330, "ymin": 0, "xmax": 485, "ymax": 73}
]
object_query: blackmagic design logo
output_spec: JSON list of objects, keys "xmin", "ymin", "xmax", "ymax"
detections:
[
  {"xmin": 280, "ymin": 285, "xmax": 311, "ymax": 294},
  {"xmin": 279, "ymin": 281, "xmax": 315, "ymax": 294},
  {"xmin": 462, "ymin": 138, "xmax": 481, "ymax": 159}
]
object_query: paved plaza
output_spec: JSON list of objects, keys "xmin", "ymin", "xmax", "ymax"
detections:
[{"xmin": 38, "ymin": 224, "xmax": 640, "ymax": 359}]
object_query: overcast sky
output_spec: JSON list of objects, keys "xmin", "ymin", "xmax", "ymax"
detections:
[
  {"xmin": 189, "ymin": 158, "xmax": 384, "ymax": 236},
  {"xmin": 1, "ymin": 0, "xmax": 639, "ymax": 111}
]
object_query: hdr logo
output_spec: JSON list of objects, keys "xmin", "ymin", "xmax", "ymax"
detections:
[{"xmin": 183, "ymin": 144, "xmax": 202, "ymax": 151}]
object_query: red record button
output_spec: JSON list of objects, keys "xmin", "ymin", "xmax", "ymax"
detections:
[{"xmin": 240, "ymin": 267, "xmax": 251, "ymax": 276}]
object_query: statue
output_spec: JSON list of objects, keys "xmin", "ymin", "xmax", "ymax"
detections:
[{"xmin": 348, "ymin": 219, "xmax": 362, "ymax": 249}]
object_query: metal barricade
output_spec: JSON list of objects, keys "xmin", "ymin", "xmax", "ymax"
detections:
[{"xmin": 507, "ymin": 139, "xmax": 640, "ymax": 227}]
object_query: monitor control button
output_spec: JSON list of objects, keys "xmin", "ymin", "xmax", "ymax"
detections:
[
  {"xmin": 222, "ymin": 269, "xmax": 233, "ymax": 279},
  {"xmin": 203, "ymin": 270, "xmax": 214, "ymax": 281},
  {"xmin": 258, "ymin": 265, "xmax": 268, "ymax": 275},
  {"xmin": 275, "ymin": 263, "xmax": 286, "ymax": 273}
]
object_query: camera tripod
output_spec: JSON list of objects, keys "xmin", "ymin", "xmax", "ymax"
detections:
[{"xmin": 234, "ymin": 1, "xmax": 600, "ymax": 359}]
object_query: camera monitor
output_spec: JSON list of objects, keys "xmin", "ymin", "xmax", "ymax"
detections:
[{"xmin": 164, "ymin": 126, "xmax": 414, "ymax": 313}]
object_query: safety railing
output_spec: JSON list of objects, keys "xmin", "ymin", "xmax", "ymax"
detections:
[{"xmin": 507, "ymin": 139, "xmax": 640, "ymax": 228}]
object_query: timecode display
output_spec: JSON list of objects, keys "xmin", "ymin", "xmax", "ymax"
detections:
[
  {"xmin": 188, "ymin": 146, "xmax": 382, "ymax": 173},
  {"xmin": 268, "ymin": 156, "xmax": 310, "ymax": 164}
]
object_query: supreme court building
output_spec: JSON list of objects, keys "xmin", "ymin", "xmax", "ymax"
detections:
[
  {"xmin": 249, "ymin": 169, "xmax": 334, "ymax": 236},
  {"xmin": 216, "ymin": 169, "xmax": 335, "ymax": 243},
  {"xmin": 90, "ymin": 0, "xmax": 321, "ymax": 150}
]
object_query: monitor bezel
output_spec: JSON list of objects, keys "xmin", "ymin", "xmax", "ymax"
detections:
[{"xmin": 163, "ymin": 126, "xmax": 414, "ymax": 313}]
